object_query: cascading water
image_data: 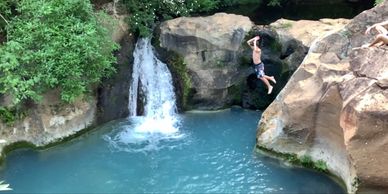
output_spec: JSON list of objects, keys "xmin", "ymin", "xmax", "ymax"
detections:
[{"xmin": 104, "ymin": 38, "xmax": 184, "ymax": 152}]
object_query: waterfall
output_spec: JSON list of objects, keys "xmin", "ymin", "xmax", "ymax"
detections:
[
  {"xmin": 128, "ymin": 37, "xmax": 180, "ymax": 133},
  {"xmin": 104, "ymin": 38, "xmax": 183, "ymax": 152}
]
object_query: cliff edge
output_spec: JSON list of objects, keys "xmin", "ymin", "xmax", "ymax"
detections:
[{"xmin": 256, "ymin": 2, "xmax": 388, "ymax": 193}]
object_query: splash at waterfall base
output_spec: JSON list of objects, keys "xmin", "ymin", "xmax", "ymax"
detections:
[{"xmin": 106, "ymin": 38, "xmax": 184, "ymax": 152}]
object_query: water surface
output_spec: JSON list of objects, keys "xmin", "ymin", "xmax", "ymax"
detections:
[{"xmin": 0, "ymin": 108, "xmax": 345, "ymax": 193}]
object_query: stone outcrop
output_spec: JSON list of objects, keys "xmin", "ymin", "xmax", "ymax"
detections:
[
  {"xmin": 256, "ymin": 2, "xmax": 388, "ymax": 193},
  {"xmin": 270, "ymin": 18, "xmax": 350, "ymax": 47},
  {"xmin": 159, "ymin": 13, "xmax": 253, "ymax": 109},
  {"xmin": 0, "ymin": 91, "xmax": 96, "ymax": 154}
]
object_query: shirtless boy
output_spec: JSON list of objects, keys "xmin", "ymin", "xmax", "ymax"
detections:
[{"xmin": 247, "ymin": 36, "xmax": 276, "ymax": 94}]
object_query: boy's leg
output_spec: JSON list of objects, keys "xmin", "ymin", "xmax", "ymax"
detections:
[
  {"xmin": 263, "ymin": 75, "xmax": 276, "ymax": 84},
  {"xmin": 375, "ymin": 25, "xmax": 388, "ymax": 35},
  {"xmin": 369, "ymin": 34, "xmax": 386, "ymax": 47},
  {"xmin": 259, "ymin": 77, "xmax": 273, "ymax": 94}
]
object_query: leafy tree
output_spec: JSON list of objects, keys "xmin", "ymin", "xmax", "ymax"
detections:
[
  {"xmin": 121, "ymin": 0, "xmax": 289, "ymax": 37},
  {"xmin": 121, "ymin": 0, "xmax": 219, "ymax": 37},
  {"xmin": 0, "ymin": 0, "xmax": 118, "ymax": 105}
]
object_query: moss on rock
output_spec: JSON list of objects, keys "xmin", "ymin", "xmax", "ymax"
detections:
[
  {"xmin": 256, "ymin": 144, "xmax": 328, "ymax": 172},
  {"xmin": 165, "ymin": 51, "xmax": 192, "ymax": 111}
]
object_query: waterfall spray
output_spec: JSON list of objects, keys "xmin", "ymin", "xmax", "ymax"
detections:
[{"xmin": 105, "ymin": 38, "xmax": 183, "ymax": 152}]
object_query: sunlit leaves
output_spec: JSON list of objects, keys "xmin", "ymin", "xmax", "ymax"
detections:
[
  {"xmin": 0, "ymin": 0, "xmax": 118, "ymax": 105},
  {"xmin": 122, "ymin": 0, "xmax": 221, "ymax": 37}
]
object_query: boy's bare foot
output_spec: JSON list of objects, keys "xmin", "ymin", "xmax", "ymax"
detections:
[
  {"xmin": 353, "ymin": 44, "xmax": 370, "ymax": 50},
  {"xmin": 270, "ymin": 76, "xmax": 276, "ymax": 84},
  {"xmin": 361, "ymin": 44, "xmax": 370, "ymax": 48},
  {"xmin": 268, "ymin": 86, "xmax": 273, "ymax": 94}
]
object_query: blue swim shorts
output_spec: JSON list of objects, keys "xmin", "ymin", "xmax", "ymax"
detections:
[{"xmin": 253, "ymin": 62, "xmax": 265, "ymax": 78}]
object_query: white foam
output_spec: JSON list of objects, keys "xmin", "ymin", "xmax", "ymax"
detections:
[{"xmin": 105, "ymin": 38, "xmax": 183, "ymax": 152}]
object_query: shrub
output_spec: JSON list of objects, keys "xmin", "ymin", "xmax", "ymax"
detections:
[
  {"xmin": 0, "ymin": 0, "xmax": 16, "ymax": 32},
  {"xmin": 121, "ymin": 0, "xmax": 283, "ymax": 37},
  {"xmin": 121, "ymin": 0, "xmax": 219, "ymax": 37},
  {"xmin": 0, "ymin": 0, "xmax": 118, "ymax": 105}
]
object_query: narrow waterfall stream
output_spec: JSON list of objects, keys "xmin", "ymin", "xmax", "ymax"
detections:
[{"xmin": 104, "ymin": 38, "xmax": 183, "ymax": 153}]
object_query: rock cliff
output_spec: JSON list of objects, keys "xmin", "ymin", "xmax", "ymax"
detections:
[
  {"xmin": 159, "ymin": 13, "xmax": 253, "ymax": 109},
  {"xmin": 256, "ymin": 2, "xmax": 388, "ymax": 193},
  {"xmin": 0, "ymin": 91, "xmax": 96, "ymax": 156}
]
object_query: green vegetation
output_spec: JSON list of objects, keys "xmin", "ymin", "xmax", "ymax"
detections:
[
  {"xmin": 0, "ymin": 106, "xmax": 25, "ymax": 126},
  {"xmin": 0, "ymin": 0, "xmax": 15, "ymax": 33},
  {"xmin": 228, "ymin": 84, "xmax": 243, "ymax": 105},
  {"xmin": 375, "ymin": 0, "xmax": 384, "ymax": 6},
  {"xmin": 300, "ymin": 155, "xmax": 328, "ymax": 172},
  {"xmin": 121, "ymin": 0, "xmax": 216, "ymax": 37},
  {"xmin": 0, "ymin": 141, "xmax": 37, "ymax": 166},
  {"xmin": 267, "ymin": 0, "xmax": 282, "ymax": 6},
  {"xmin": 275, "ymin": 21, "xmax": 293, "ymax": 30},
  {"xmin": 352, "ymin": 177, "xmax": 360, "ymax": 188},
  {"xmin": 268, "ymin": 38, "xmax": 282, "ymax": 53},
  {"xmin": 166, "ymin": 52, "xmax": 192, "ymax": 109},
  {"xmin": 0, "ymin": 0, "xmax": 118, "ymax": 106},
  {"xmin": 120, "ymin": 0, "xmax": 283, "ymax": 37},
  {"xmin": 256, "ymin": 145, "xmax": 328, "ymax": 173}
]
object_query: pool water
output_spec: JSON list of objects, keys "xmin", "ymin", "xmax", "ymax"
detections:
[{"xmin": 0, "ymin": 108, "xmax": 345, "ymax": 193}]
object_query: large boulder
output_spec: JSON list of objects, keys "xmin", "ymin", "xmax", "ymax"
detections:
[
  {"xmin": 256, "ymin": 2, "xmax": 388, "ymax": 193},
  {"xmin": 159, "ymin": 13, "xmax": 253, "ymax": 109},
  {"xmin": 0, "ymin": 90, "xmax": 96, "ymax": 154}
]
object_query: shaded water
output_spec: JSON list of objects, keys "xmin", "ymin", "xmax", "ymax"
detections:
[{"xmin": 0, "ymin": 108, "xmax": 345, "ymax": 193}]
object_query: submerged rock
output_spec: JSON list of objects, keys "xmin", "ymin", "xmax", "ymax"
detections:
[{"xmin": 256, "ymin": 2, "xmax": 388, "ymax": 193}]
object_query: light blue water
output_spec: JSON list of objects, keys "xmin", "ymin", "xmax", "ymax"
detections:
[{"xmin": 0, "ymin": 108, "xmax": 345, "ymax": 193}]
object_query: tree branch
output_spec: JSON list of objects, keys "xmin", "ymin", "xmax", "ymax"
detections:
[{"xmin": 0, "ymin": 13, "xmax": 9, "ymax": 25}]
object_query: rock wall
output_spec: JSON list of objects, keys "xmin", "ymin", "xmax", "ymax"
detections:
[
  {"xmin": 96, "ymin": 33, "xmax": 134, "ymax": 124},
  {"xmin": 256, "ymin": 2, "xmax": 388, "ymax": 193},
  {"xmin": 96, "ymin": 1, "xmax": 134, "ymax": 123},
  {"xmin": 158, "ymin": 13, "xmax": 348, "ymax": 110},
  {"xmin": 159, "ymin": 13, "xmax": 254, "ymax": 109}
]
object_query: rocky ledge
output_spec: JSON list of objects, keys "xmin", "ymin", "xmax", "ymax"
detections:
[
  {"xmin": 159, "ymin": 13, "xmax": 254, "ymax": 109},
  {"xmin": 256, "ymin": 2, "xmax": 388, "ymax": 193}
]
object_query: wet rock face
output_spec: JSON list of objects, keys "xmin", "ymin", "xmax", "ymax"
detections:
[
  {"xmin": 159, "ymin": 13, "xmax": 254, "ymax": 109},
  {"xmin": 96, "ymin": 1, "xmax": 133, "ymax": 123},
  {"xmin": 97, "ymin": 34, "xmax": 134, "ymax": 124},
  {"xmin": 256, "ymin": 2, "xmax": 388, "ymax": 193}
]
